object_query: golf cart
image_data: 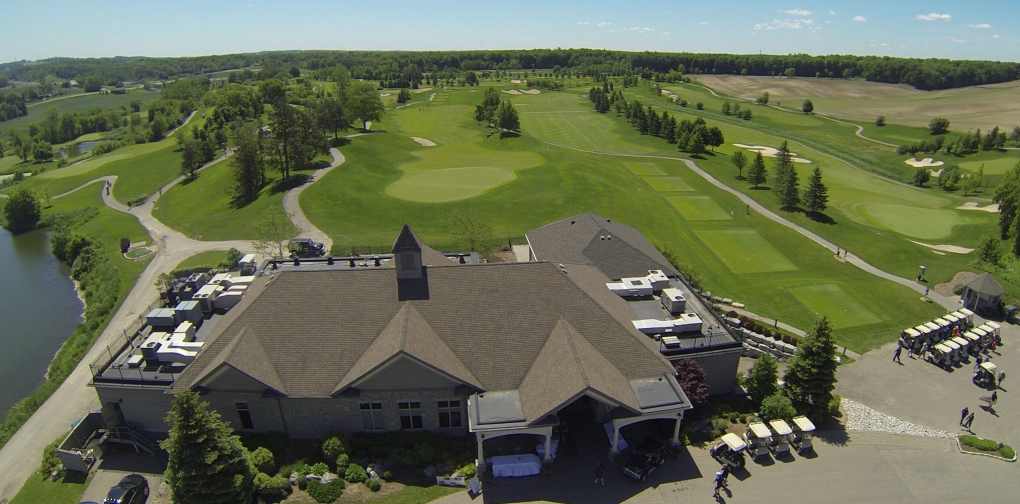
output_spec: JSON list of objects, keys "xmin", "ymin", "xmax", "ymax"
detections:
[
  {"xmin": 974, "ymin": 361, "xmax": 998, "ymax": 388},
  {"xmin": 928, "ymin": 344, "xmax": 953, "ymax": 368},
  {"xmin": 710, "ymin": 433, "xmax": 747, "ymax": 468},
  {"xmin": 900, "ymin": 328, "xmax": 922, "ymax": 351},
  {"xmin": 951, "ymin": 336, "xmax": 971, "ymax": 362},
  {"xmin": 743, "ymin": 422, "xmax": 772, "ymax": 461},
  {"xmin": 288, "ymin": 238, "xmax": 326, "ymax": 258},
  {"xmin": 768, "ymin": 419, "xmax": 793, "ymax": 457},
  {"xmin": 622, "ymin": 437, "xmax": 669, "ymax": 481},
  {"xmin": 790, "ymin": 416, "xmax": 816, "ymax": 454},
  {"xmin": 941, "ymin": 338, "xmax": 962, "ymax": 364}
]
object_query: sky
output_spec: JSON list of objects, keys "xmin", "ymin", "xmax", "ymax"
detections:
[{"xmin": 2, "ymin": 0, "xmax": 1016, "ymax": 64}]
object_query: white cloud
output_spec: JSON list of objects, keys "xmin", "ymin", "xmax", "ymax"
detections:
[
  {"xmin": 755, "ymin": 19, "xmax": 804, "ymax": 30},
  {"xmin": 625, "ymin": 26, "xmax": 655, "ymax": 32},
  {"xmin": 828, "ymin": 10, "xmax": 836, "ymax": 16},
  {"xmin": 784, "ymin": 9, "xmax": 812, "ymax": 16},
  {"xmin": 965, "ymin": 23, "xmax": 992, "ymax": 29},
  {"xmin": 662, "ymin": 31, "xmax": 670, "ymax": 35},
  {"xmin": 597, "ymin": 22, "xmax": 611, "ymax": 27},
  {"xmin": 916, "ymin": 13, "xmax": 951, "ymax": 21},
  {"xmin": 802, "ymin": 18, "xmax": 814, "ymax": 25},
  {"xmin": 700, "ymin": 21, "xmax": 709, "ymax": 25},
  {"xmin": 853, "ymin": 16, "xmax": 866, "ymax": 22},
  {"xmin": 991, "ymin": 34, "xmax": 1000, "ymax": 39},
  {"xmin": 945, "ymin": 36, "xmax": 967, "ymax": 43},
  {"xmin": 577, "ymin": 21, "xmax": 589, "ymax": 25}
]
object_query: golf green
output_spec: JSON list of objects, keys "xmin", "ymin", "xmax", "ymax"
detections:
[
  {"xmin": 694, "ymin": 229, "xmax": 797, "ymax": 273},
  {"xmin": 846, "ymin": 203, "xmax": 978, "ymax": 240},
  {"xmin": 642, "ymin": 176, "xmax": 693, "ymax": 192},
  {"xmin": 666, "ymin": 195, "xmax": 733, "ymax": 221},
  {"xmin": 786, "ymin": 283, "xmax": 881, "ymax": 329},
  {"xmin": 386, "ymin": 166, "xmax": 516, "ymax": 203},
  {"xmin": 625, "ymin": 162, "xmax": 665, "ymax": 176}
]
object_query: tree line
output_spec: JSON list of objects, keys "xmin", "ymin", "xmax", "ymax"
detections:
[{"xmin": 472, "ymin": 87, "xmax": 520, "ymax": 134}]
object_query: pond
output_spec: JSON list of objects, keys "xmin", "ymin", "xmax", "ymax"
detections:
[{"xmin": 57, "ymin": 140, "xmax": 104, "ymax": 159}]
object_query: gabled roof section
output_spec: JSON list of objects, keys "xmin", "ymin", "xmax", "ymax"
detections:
[
  {"xmin": 191, "ymin": 326, "xmax": 287, "ymax": 395},
  {"xmin": 525, "ymin": 212, "xmax": 679, "ymax": 279},
  {"xmin": 332, "ymin": 304, "xmax": 482, "ymax": 395},
  {"xmin": 392, "ymin": 224, "xmax": 424, "ymax": 253},
  {"xmin": 518, "ymin": 319, "xmax": 640, "ymax": 423},
  {"xmin": 964, "ymin": 272, "xmax": 1006, "ymax": 297}
]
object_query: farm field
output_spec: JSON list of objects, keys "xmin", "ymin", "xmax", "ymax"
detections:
[
  {"xmin": 302, "ymin": 84, "xmax": 945, "ymax": 352},
  {"xmin": 694, "ymin": 75, "xmax": 1020, "ymax": 132},
  {"xmin": 0, "ymin": 89, "xmax": 160, "ymax": 143}
]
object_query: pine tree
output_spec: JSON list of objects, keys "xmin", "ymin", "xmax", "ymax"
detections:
[
  {"xmin": 783, "ymin": 317, "xmax": 838, "ymax": 416},
  {"xmin": 748, "ymin": 152, "xmax": 767, "ymax": 188},
  {"xmin": 161, "ymin": 390, "xmax": 254, "ymax": 504},
  {"xmin": 975, "ymin": 233, "xmax": 1002, "ymax": 265},
  {"xmin": 746, "ymin": 354, "xmax": 779, "ymax": 403},
  {"xmin": 803, "ymin": 167, "xmax": 829, "ymax": 215},
  {"xmin": 772, "ymin": 141, "xmax": 800, "ymax": 208}
]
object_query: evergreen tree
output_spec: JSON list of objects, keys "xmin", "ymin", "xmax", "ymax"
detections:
[
  {"xmin": 975, "ymin": 233, "xmax": 1002, "ymax": 266},
  {"xmin": 783, "ymin": 317, "xmax": 838, "ymax": 416},
  {"xmin": 161, "ymin": 390, "xmax": 254, "ymax": 504},
  {"xmin": 229, "ymin": 122, "xmax": 267, "ymax": 202},
  {"xmin": 748, "ymin": 152, "xmax": 767, "ymax": 188},
  {"xmin": 803, "ymin": 167, "xmax": 829, "ymax": 215},
  {"xmin": 731, "ymin": 151, "xmax": 747, "ymax": 178},
  {"xmin": 772, "ymin": 141, "xmax": 800, "ymax": 208},
  {"xmin": 746, "ymin": 354, "xmax": 778, "ymax": 403}
]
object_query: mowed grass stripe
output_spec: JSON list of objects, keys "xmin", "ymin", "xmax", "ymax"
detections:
[
  {"xmin": 694, "ymin": 229, "xmax": 797, "ymax": 273},
  {"xmin": 624, "ymin": 162, "xmax": 664, "ymax": 176},
  {"xmin": 666, "ymin": 195, "xmax": 733, "ymax": 221},
  {"xmin": 641, "ymin": 176, "xmax": 693, "ymax": 192},
  {"xmin": 786, "ymin": 283, "xmax": 882, "ymax": 329}
]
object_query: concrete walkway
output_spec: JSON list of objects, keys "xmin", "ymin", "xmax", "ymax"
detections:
[
  {"xmin": 282, "ymin": 147, "xmax": 345, "ymax": 253},
  {"xmin": 540, "ymin": 140, "xmax": 958, "ymax": 312}
]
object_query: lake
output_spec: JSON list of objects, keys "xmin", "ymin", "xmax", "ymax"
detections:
[
  {"xmin": 57, "ymin": 140, "xmax": 103, "ymax": 159},
  {"xmin": 0, "ymin": 228, "xmax": 84, "ymax": 413}
]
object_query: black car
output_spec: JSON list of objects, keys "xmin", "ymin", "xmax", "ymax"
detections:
[
  {"xmin": 623, "ymin": 437, "xmax": 669, "ymax": 481},
  {"xmin": 288, "ymin": 238, "xmax": 326, "ymax": 258},
  {"xmin": 102, "ymin": 474, "xmax": 149, "ymax": 504}
]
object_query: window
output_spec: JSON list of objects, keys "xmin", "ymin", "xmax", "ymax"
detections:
[
  {"xmin": 360, "ymin": 402, "xmax": 384, "ymax": 431},
  {"xmin": 235, "ymin": 403, "xmax": 254, "ymax": 430},
  {"xmin": 438, "ymin": 400, "xmax": 462, "ymax": 429},
  {"xmin": 398, "ymin": 401, "xmax": 423, "ymax": 430}
]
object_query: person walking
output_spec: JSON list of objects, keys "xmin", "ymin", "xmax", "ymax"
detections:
[
  {"xmin": 960, "ymin": 407, "xmax": 970, "ymax": 426},
  {"xmin": 893, "ymin": 344, "xmax": 903, "ymax": 364},
  {"xmin": 594, "ymin": 462, "xmax": 604, "ymax": 486},
  {"xmin": 990, "ymin": 391, "xmax": 998, "ymax": 407},
  {"xmin": 713, "ymin": 469, "xmax": 725, "ymax": 497},
  {"xmin": 964, "ymin": 412, "xmax": 975, "ymax": 430},
  {"xmin": 720, "ymin": 464, "xmax": 731, "ymax": 487},
  {"xmin": 998, "ymin": 371, "xmax": 1006, "ymax": 388}
]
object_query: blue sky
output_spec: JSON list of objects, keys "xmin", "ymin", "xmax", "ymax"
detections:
[{"xmin": 2, "ymin": 0, "xmax": 1015, "ymax": 64}]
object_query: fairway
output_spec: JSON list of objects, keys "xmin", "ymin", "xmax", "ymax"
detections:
[
  {"xmin": 625, "ymin": 162, "xmax": 664, "ymax": 176},
  {"xmin": 846, "ymin": 203, "xmax": 979, "ymax": 240},
  {"xmin": 665, "ymin": 195, "xmax": 733, "ymax": 221},
  {"xmin": 642, "ymin": 176, "xmax": 693, "ymax": 192},
  {"xmin": 694, "ymin": 229, "xmax": 797, "ymax": 273},
  {"xmin": 786, "ymin": 284, "xmax": 882, "ymax": 329},
  {"xmin": 386, "ymin": 166, "xmax": 516, "ymax": 203}
]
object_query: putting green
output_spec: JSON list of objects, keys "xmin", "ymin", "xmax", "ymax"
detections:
[
  {"xmin": 694, "ymin": 229, "xmax": 797, "ymax": 273},
  {"xmin": 642, "ymin": 176, "xmax": 693, "ymax": 192},
  {"xmin": 625, "ymin": 162, "xmax": 665, "ymax": 176},
  {"xmin": 786, "ymin": 284, "xmax": 881, "ymax": 329},
  {"xmin": 845, "ymin": 203, "xmax": 979, "ymax": 240},
  {"xmin": 386, "ymin": 167, "xmax": 516, "ymax": 203},
  {"xmin": 666, "ymin": 195, "xmax": 733, "ymax": 221},
  {"xmin": 958, "ymin": 155, "xmax": 1020, "ymax": 175}
]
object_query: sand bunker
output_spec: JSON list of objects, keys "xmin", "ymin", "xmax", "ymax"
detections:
[
  {"xmin": 928, "ymin": 168, "xmax": 944, "ymax": 178},
  {"xmin": 379, "ymin": 93, "xmax": 391, "ymax": 97},
  {"xmin": 957, "ymin": 202, "xmax": 1000, "ymax": 213},
  {"xmin": 733, "ymin": 144, "xmax": 811, "ymax": 164},
  {"xmin": 521, "ymin": 89, "xmax": 541, "ymax": 94},
  {"xmin": 410, "ymin": 137, "xmax": 436, "ymax": 147},
  {"xmin": 413, "ymin": 87, "xmax": 432, "ymax": 93},
  {"xmin": 510, "ymin": 79, "xmax": 522, "ymax": 83},
  {"xmin": 501, "ymin": 89, "xmax": 522, "ymax": 95},
  {"xmin": 910, "ymin": 240, "xmax": 974, "ymax": 254},
  {"xmin": 905, "ymin": 157, "xmax": 944, "ymax": 168}
]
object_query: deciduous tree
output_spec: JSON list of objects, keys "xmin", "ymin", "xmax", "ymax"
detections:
[
  {"xmin": 801, "ymin": 99, "xmax": 814, "ymax": 114},
  {"xmin": 348, "ymin": 81, "xmax": 385, "ymax": 131},
  {"xmin": 496, "ymin": 100, "xmax": 520, "ymax": 133},
  {"xmin": 756, "ymin": 91, "xmax": 769, "ymax": 105},
  {"xmin": 2, "ymin": 186, "xmax": 41, "ymax": 234},
  {"xmin": 252, "ymin": 208, "xmax": 293, "ymax": 259},
  {"xmin": 447, "ymin": 208, "xmax": 495, "ymax": 255},
  {"xmin": 876, "ymin": 115, "xmax": 886, "ymax": 126},
  {"xmin": 180, "ymin": 139, "xmax": 201, "ymax": 179},
  {"xmin": 929, "ymin": 117, "xmax": 950, "ymax": 135},
  {"xmin": 229, "ymin": 122, "xmax": 266, "ymax": 202},
  {"xmin": 674, "ymin": 358, "xmax": 708, "ymax": 406},
  {"xmin": 783, "ymin": 317, "xmax": 838, "ymax": 417},
  {"xmin": 912, "ymin": 167, "xmax": 931, "ymax": 187},
  {"xmin": 731, "ymin": 151, "xmax": 747, "ymax": 178},
  {"xmin": 976, "ymin": 233, "xmax": 1002, "ymax": 265}
]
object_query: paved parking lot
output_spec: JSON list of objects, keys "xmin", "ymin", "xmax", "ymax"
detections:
[{"xmin": 78, "ymin": 448, "xmax": 166, "ymax": 503}]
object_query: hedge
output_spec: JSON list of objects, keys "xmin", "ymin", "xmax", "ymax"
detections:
[{"xmin": 960, "ymin": 435, "xmax": 1015, "ymax": 458}]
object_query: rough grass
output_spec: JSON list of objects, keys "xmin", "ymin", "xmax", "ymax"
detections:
[
  {"xmin": 175, "ymin": 250, "xmax": 231, "ymax": 270},
  {"xmin": 786, "ymin": 283, "xmax": 882, "ymax": 329},
  {"xmin": 693, "ymin": 229, "xmax": 796, "ymax": 273},
  {"xmin": 8, "ymin": 472, "xmax": 91, "ymax": 504}
]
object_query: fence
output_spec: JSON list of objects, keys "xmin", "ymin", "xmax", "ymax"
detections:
[{"xmin": 88, "ymin": 298, "xmax": 179, "ymax": 385}]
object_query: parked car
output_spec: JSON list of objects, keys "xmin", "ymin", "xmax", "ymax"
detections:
[
  {"xmin": 102, "ymin": 474, "xmax": 149, "ymax": 504},
  {"xmin": 288, "ymin": 238, "xmax": 326, "ymax": 258},
  {"xmin": 623, "ymin": 437, "xmax": 669, "ymax": 481}
]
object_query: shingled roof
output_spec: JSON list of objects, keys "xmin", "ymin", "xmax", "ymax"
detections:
[
  {"xmin": 526, "ymin": 213, "xmax": 679, "ymax": 280},
  {"xmin": 176, "ymin": 259, "xmax": 679, "ymax": 426},
  {"xmin": 964, "ymin": 272, "xmax": 1006, "ymax": 297}
]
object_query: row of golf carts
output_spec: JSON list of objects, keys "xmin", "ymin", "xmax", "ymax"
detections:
[
  {"xmin": 899, "ymin": 309, "xmax": 1002, "ymax": 368},
  {"xmin": 710, "ymin": 416, "xmax": 816, "ymax": 467}
]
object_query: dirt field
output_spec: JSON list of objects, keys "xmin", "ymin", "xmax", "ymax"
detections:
[{"xmin": 695, "ymin": 75, "xmax": 1020, "ymax": 131}]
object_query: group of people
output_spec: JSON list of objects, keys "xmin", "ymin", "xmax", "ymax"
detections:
[{"xmin": 595, "ymin": 461, "xmax": 734, "ymax": 498}]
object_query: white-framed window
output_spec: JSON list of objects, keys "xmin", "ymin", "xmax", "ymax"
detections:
[
  {"xmin": 398, "ymin": 401, "xmax": 423, "ymax": 430},
  {"xmin": 236, "ymin": 403, "xmax": 254, "ymax": 430},
  {"xmin": 360, "ymin": 402, "xmax": 384, "ymax": 431},
  {"xmin": 438, "ymin": 400, "xmax": 462, "ymax": 429}
]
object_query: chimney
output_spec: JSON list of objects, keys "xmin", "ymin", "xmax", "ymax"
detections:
[{"xmin": 391, "ymin": 224, "xmax": 423, "ymax": 280}]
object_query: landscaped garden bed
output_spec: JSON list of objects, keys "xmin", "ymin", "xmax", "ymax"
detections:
[{"xmin": 958, "ymin": 435, "xmax": 1016, "ymax": 461}]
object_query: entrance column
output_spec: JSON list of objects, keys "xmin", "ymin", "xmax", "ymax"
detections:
[
  {"xmin": 611, "ymin": 421, "xmax": 621, "ymax": 453},
  {"xmin": 543, "ymin": 431, "xmax": 553, "ymax": 462},
  {"xmin": 476, "ymin": 433, "xmax": 486, "ymax": 470},
  {"xmin": 672, "ymin": 415, "xmax": 683, "ymax": 446}
]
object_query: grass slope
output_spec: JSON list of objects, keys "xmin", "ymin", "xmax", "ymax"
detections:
[{"xmin": 0, "ymin": 90, "xmax": 160, "ymax": 143}]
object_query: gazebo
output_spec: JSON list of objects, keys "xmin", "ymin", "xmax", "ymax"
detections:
[{"xmin": 961, "ymin": 273, "xmax": 1006, "ymax": 314}]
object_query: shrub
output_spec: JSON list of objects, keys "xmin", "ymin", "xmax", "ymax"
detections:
[
  {"xmin": 119, "ymin": 237, "xmax": 131, "ymax": 254},
  {"xmin": 344, "ymin": 463, "xmax": 368, "ymax": 484},
  {"xmin": 296, "ymin": 474, "xmax": 308, "ymax": 490},
  {"xmin": 782, "ymin": 335, "xmax": 792, "ymax": 344},
  {"xmin": 457, "ymin": 463, "xmax": 477, "ymax": 478},
  {"xmin": 763, "ymin": 328, "xmax": 772, "ymax": 338},
  {"xmin": 335, "ymin": 453, "xmax": 349, "ymax": 474},
  {"xmin": 322, "ymin": 435, "xmax": 346, "ymax": 462},
  {"xmin": 417, "ymin": 442, "xmax": 435, "ymax": 463},
  {"xmin": 828, "ymin": 395, "xmax": 842, "ymax": 416},
  {"xmin": 40, "ymin": 435, "xmax": 64, "ymax": 477},
  {"xmin": 759, "ymin": 393, "xmax": 797, "ymax": 422},
  {"xmin": 1001, "ymin": 445, "xmax": 1016, "ymax": 459},
  {"xmin": 710, "ymin": 418, "xmax": 728, "ymax": 438},
  {"xmin": 952, "ymin": 283, "xmax": 965, "ymax": 295},
  {"xmin": 774, "ymin": 333, "xmax": 783, "ymax": 341},
  {"xmin": 305, "ymin": 478, "xmax": 344, "ymax": 503},
  {"xmin": 250, "ymin": 447, "xmax": 275, "ymax": 475},
  {"xmin": 393, "ymin": 447, "xmax": 418, "ymax": 467},
  {"xmin": 366, "ymin": 478, "xmax": 382, "ymax": 492},
  {"xmin": 789, "ymin": 337, "xmax": 799, "ymax": 347},
  {"xmin": 253, "ymin": 472, "xmax": 291, "ymax": 497},
  {"xmin": 220, "ymin": 248, "xmax": 244, "ymax": 269},
  {"xmin": 310, "ymin": 462, "xmax": 329, "ymax": 476},
  {"xmin": 726, "ymin": 310, "xmax": 738, "ymax": 318},
  {"xmin": 382, "ymin": 470, "xmax": 393, "ymax": 480}
]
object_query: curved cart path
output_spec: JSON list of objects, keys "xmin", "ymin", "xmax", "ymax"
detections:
[
  {"xmin": 283, "ymin": 147, "xmax": 345, "ymax": 253},
  {"xmin": 540, "ymin": 139, "xmax": 957, "ymax": 312}
]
